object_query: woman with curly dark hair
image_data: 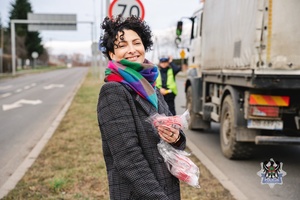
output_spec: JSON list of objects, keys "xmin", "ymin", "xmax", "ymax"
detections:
[{"xmin": 97, "ymin": 15, "xmax": 186, "ymax": 199}]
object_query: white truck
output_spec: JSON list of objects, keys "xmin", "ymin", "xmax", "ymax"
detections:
[{"xmin": 176, "ymin": 0, "xmax": 300, "ymax": 159}]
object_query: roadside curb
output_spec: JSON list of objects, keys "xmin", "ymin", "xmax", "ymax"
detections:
[
  {"xmin": 0, "ymin": 69, "xmax": 88, "ymax": 199},
  {"xmin": 186, "ymin": 137, "xmax": 248, "ymax": 200}
]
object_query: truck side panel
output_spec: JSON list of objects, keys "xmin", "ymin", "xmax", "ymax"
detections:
[
  {"xmin": 201, "ymin": 0, "xmax": 300, "ymax": 71},
  {"xmin": 201, "ymin": 0, "xmax": 260, "ymax": 70},
  {"xmin": 265, "ymin": 0, "xmax": 300, "ymax": 69}
]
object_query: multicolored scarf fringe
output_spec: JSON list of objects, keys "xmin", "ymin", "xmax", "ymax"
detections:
[{"xmin": 105, "ymin": 59, "xmax": 159, "ymax": 109}]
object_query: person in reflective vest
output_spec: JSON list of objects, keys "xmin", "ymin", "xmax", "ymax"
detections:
[{"xmin": 156, "ymin": 56, "xmax": 182, "ymax": 115}]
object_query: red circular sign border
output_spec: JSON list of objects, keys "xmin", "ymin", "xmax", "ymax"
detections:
[{"xmin": 108, "ymin": 0, "xmax": 145, "ymax": 20}]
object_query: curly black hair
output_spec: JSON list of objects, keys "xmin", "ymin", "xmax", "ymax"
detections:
[{"xmin": 99, "ymin": 15, "xmax": 153, "ymax": 60}]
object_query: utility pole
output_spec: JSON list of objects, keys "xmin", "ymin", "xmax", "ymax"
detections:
[
  {"xmin": 11, "ymin": 20, "xmax": 16, "ymax": 76},
  {"xmin": 0, "ymin": 24, "xmax": 3, "ymax": 73}
]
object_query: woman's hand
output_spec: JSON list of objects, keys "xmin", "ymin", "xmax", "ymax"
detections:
[{"xmin": 157, "ymin": 125, "xmax": 180, "ymax": 144}]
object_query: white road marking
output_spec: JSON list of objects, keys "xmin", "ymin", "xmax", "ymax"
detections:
[
  {"xmin": 43, "ymin": 84, "xmax": 64, "ymax": 90},
  {"xmin": 0, "ymin": 93, "xmax": 12, "ymax": 98},
  {"xmin": 2, "ymin": 99, "xmax": 42, "ymax": 111}
]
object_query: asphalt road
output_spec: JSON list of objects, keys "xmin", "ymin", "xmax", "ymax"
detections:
[
  {"xmin": 175, "ymin": 76, "xmax": 300, "ymax": 200},
  {"xmin": 0, "ymin": 67, "xmax": 88, "ymax": 188}
]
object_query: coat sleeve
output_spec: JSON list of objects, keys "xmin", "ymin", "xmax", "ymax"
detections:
[
  {"xmin": 97, "ymin": 82, "xmax": 169, "ymax": 199},
  {"xmin": 170, "ymin": 62, "xmax": 182, "ymax": 76}
]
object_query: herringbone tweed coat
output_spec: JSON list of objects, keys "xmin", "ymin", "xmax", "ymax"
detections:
[{"xmin": 97, "ymin": 82, "xmax": 186, "ymax": 200}]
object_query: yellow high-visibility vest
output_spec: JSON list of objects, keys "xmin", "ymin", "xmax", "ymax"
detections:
[{"xmin": 156, "ymin": 68, "xmax": 178, "ymax": 95}]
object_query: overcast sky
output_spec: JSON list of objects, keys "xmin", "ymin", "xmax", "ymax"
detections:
[{"xmin": 0, "ymin": 0, "xmax": 201, "ymax": 57}]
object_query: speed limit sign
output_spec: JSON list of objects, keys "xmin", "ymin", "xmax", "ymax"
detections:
[{"xmin": 108, "ymin": 0, "xmax": 145, "ymax": 20}]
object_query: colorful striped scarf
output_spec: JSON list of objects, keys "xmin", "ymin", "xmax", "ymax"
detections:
[{"xmin": 105, "ymin": 59, "xmax": 159, "ymax": 109}]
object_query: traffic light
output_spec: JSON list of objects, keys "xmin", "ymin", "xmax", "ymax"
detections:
[{"xmin": 176, "ymin": 21, "xmax": 183, "ymax": 36}]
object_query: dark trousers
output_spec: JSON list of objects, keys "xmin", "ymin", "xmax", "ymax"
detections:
[{"xmin": 164, "ymin": 98, "xmax": 176, "ymax": 115}]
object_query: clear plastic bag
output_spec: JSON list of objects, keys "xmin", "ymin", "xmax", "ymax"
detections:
[
  {"xmin": 147, "ymin": 110, "xmax": 200, "ymax": 188},
  {"xmin": 157, "ymin": 140, "xmax": 200, "ymax": 188}
]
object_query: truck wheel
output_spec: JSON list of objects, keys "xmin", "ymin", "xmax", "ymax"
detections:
[
  {"xmin": 220, "ymin": 95, "xmax": 253, "ymax": 159},
  {"xmin": 186, "ymin": 86, "xmax": 209, "ymax": 130}
]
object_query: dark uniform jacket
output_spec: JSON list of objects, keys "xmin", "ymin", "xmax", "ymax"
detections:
[{"xmin": 97, "ymin": 82, "xmax": 186, "ymax": 200}]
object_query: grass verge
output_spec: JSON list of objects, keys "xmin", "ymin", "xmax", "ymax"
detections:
[{"xmin": 2, "ymin": 69, "xmax": 235, "ymax": 200}]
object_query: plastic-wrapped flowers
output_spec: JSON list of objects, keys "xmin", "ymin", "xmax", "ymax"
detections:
[{"xmin": 148, "ymin": 110, "xmax": 200, "ymax": 188}]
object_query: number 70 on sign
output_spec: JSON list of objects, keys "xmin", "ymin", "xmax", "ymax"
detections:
[{"xmin": 108, "ymin": 0, "xmax": 145, "ymax": 20}]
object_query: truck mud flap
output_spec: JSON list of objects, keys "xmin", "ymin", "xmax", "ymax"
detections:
[{"xmin": 190, "ymin": 113, "xmax": 211, "ymax": 130}]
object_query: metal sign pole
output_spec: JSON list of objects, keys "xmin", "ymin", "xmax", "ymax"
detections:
[{"xmin": 0, "ymin": 26, "xmax": 3, "ymax": 73}]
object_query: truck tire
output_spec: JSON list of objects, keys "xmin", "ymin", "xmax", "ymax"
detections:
[
  {"xmin": 220, "ymin": 95, "xmax": 253, "ymax": 159},
  {"xmin": 186, "ymin": 86, "xmax": 209, "ymax": 130}
]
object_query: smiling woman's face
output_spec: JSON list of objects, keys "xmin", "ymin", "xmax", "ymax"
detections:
[{"xmin": 109, "ymin": 29, "xmax": 145, "ymax": 64}]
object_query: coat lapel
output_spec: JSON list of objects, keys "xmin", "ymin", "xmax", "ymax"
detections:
[
  {"xmin": 135, "ymin": 94, "xmax": 157, "ymax": 116},
  {"xmin": 134, "ymin": 89, "xmax": 169, "ymax": 116}
]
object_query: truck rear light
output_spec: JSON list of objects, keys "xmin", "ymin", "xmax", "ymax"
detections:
[{"xmin": 249, "ymin": 105, "xmax": 279, "ymax": 117}]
